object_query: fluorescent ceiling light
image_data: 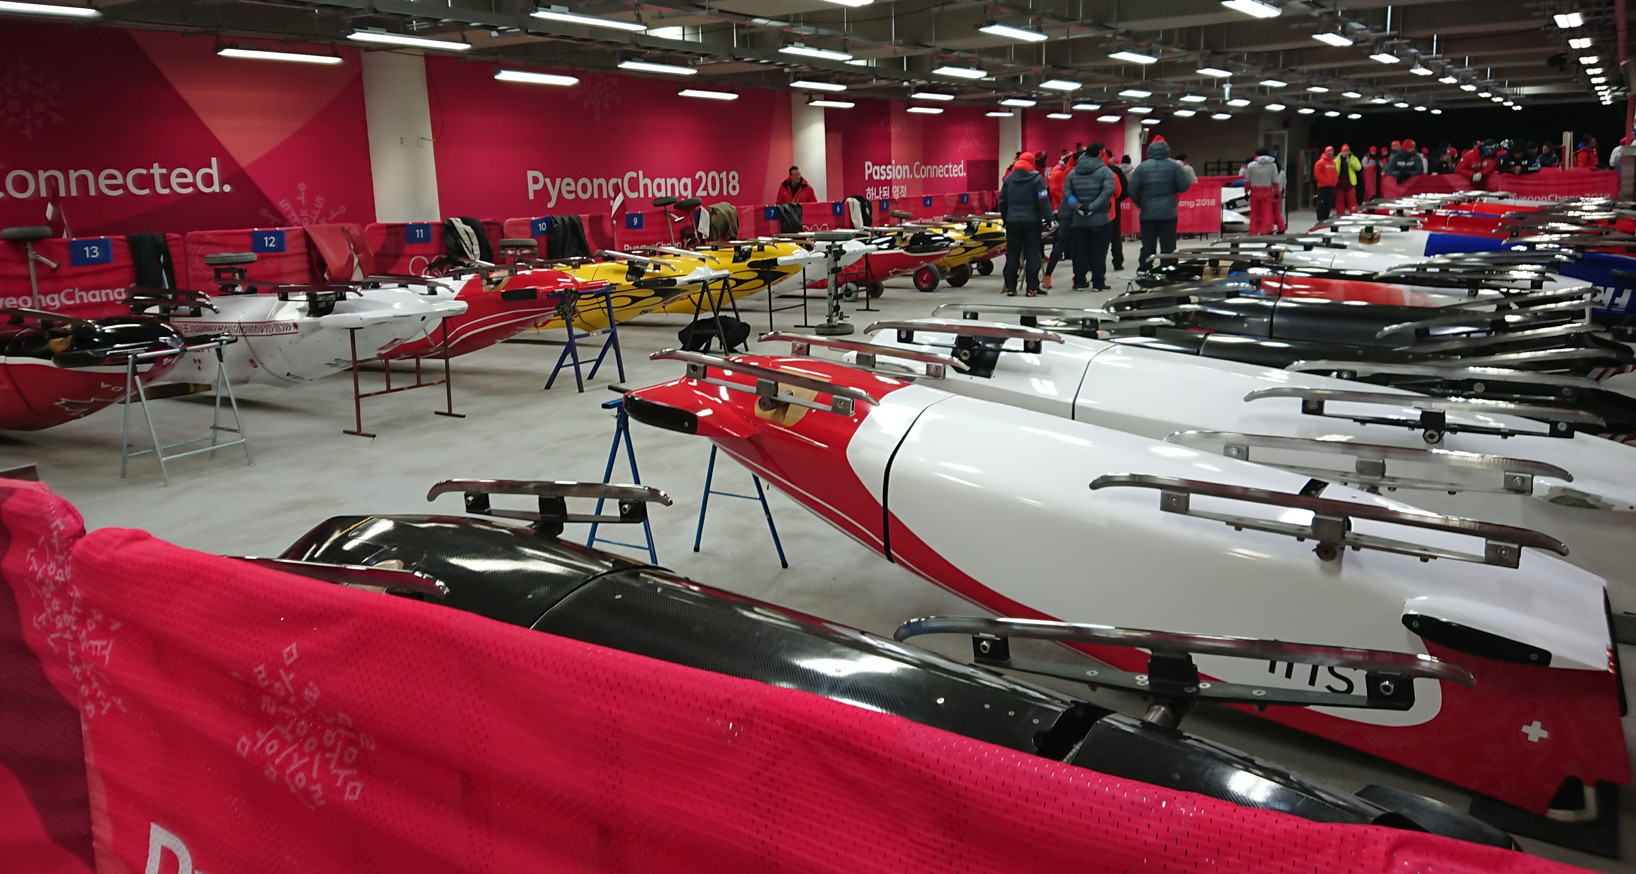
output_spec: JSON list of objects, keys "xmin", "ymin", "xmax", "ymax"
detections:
[
  {"xmin": 810, "ymin": 99, "xmax": 855, "ymax": 108},
  {"xmin": 1041, "ymin": 79, "xmax": 1083, "ymax": 91},
  {"xmin": 1312, "ymin": 32, "xmax": 1353, "ymax": 47},
  {"xmin": 933, "ymin": 65, "xmax": 987, "ymax": 79},
  {"xmin": 1591, "ymin": 76, "xmax": 1608, "ymax": 84},
  {"xmin": 1460, "ymin": 83, "xmax": 1477, "ymax": 91},
  {"xmin": 1477, "ymin": 90, "xmax": 1491, "ymax": 97},
  {"xmin": 910, "ymin": 91, "xmax": 954, "ymax": 101},
  {"xmin": 1347, "ymin": 112, "xmax": 1362, "ymax": 119},
  {"xmin": 618, "ymin": 59, "xmax": 696, "ymax": 76},
  {"xmin": 531, "ymin": 7, "xmax": 647, "ymax": 32},
  {"xmin": 1369, "ymin": 52, "xmax": 1400, "ymax": 64},
  {"xmin": 1306, "ymin": 85, "xmax": 1329, "ymax": 93},
  {"xmin": 1324, "ymin": 110, "xmax": 1340, "ymax": 117},
  {"xmin": 1198, "ymin": 67, "xmax": 1233, "ymax": 78},
  {"xmin": 906, "ymin": 106, "xmax": 943, "ymax": 114},
  {"xmin": 1259, "ymin": 78, "xmax": 1287, "ymax": 87},
  {"xmin": 1180, "ymin": 94, "xmax": 1208, "ymax": 103},
  {"xmin": 999, "ymin": 97, "xmax": 1036, "ymax": 107},
  {"xmin": 1297, "ymin": 107, "xmax": 1316, "ymax": 114},
  {"xmin": 979, "ymin": 22, "xmax": 1049, "ymax": 42},
  {"xmin": 1341, "ymin": 91, "xmax": 1361, "ymax": 98},
  {"xmin": 1047, "ymin": 112, "xmax": 1073, "ymax": 120},
  {"xmin": 1585, "ymin": 67, "xmax": 1603, "ymax": 75},
  {"xmin": 1490, "ymin": 95, "xmax": 1504, "ymax": 102},
  {"xmin": 1569, "ymin": 37, "xmax": 1593, "ymax": 49},
  {"xmin": 1141, "ymin": 117, "xmax": 1163, "ymax": 125},
  {"xmin": 1221, "ymin": 0, "xmax": 1282, "ymax": 19},
  {"xmin": 780, "ymin": 44, "xmax": 853, "ymax": 61},
  {"xmin": 1393, "ymin": 101, "xmax": 1410, "ymax": 108},
  {"xmin": 1265, "ymin": 103, "xmax": 1286, "ymax": 111},
  {"xmin": 1370, "ymin": 97, "xmax": 1390, "ymax": 103},
  {"xmin": 1118, "ymin": 88, "xmax": 1151, "ymax": 98},
  {"xmin": 824, "ymin": 0, "xmax": 872, "ymax": 6},
  {"xmin": 1414, "ymin": 105, "xmax": 1428, "ymax": 111},
  {"xmin": 1437, "ymin": 76, "xmax": 1458, "ymax": 84},
  {"xmin": 1409, "ymin": 64, "xmax": 1433, "ymax": 76},
  {"xmin": 1579, "ymin": 55, "xmax": 1599, "ymax": 64},
  {"xmin": 1227, "ymin": 98, "xmax": 1250, "ymax": 107},
  {"xmin": 1072, "ymin": 102, "xmax": 1101, "ymax": 111},
  {"xmin": 985, "ymin": 110, "xmax": 1014, "ymax": 117},
  {"xmin": 1431, "ymin": 108, "xmax": 1443, "ymax": 114},
  {"xmin": 217, "ymin": 47, "xmax": 342, "ymax": 65},
  {"xmin": 1109, "ymin": 50, "xmax": 1158, "ymax": 64},
  {"xmin": 0, "ymin": 1, "xmax": 101, "ymax": 17},
  {"xmin": 1212, "ymin": 112, "xmax": 1233, "ymax": 120},
  {"xmin": 1515, "ymin": 104, "xmax": 1526, "ymax": 110},
  {"xmin": 1129, "ymin": 105, "xmax": 1154, "ymax": 113},
  {"xmin": 792, "ymin": 80, "xmax": 846, "ymax": 91},
  {"xmin": 1554, "ymin": 12, "xmax": 1583, "ymax": 28},
  {"xmin": 679, "ymin": 88, "xmax": 738, "ymax": 100},
  {"xmin": 1173, "ymin": 109, "xmax": 1198, "ymax": 117},
  {"xmin": 348, "ymin": 30, "xmax": 471, "ymax": 51},
  {"xmin": 1097, "ymin": 114, "xmax": 1122, "ymax": 122},
  {"xmin": 495, "ymin": 69, "xmax": 579, "ymax": 87}
]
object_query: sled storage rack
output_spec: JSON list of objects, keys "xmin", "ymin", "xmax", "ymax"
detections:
[
  {"xmin": 1243, "ymin": 386, "xmax": 1603, "ymax": 443},
  {"xmin": 651, "ymin": 349, "xmax": 879, "ymax": 415},
  {"xmin": 1164, "ymin": 430, "xmax": 1573, "ymax": 495},
  {"xmin": 1088, "ymin": 473, "xmax": 1567, "ymax": 568},
  {"xmin": 758, "ymin": 331, "xmax": 968, "ymax": 379}
]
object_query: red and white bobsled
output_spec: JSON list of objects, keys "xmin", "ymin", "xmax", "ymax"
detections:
[
  {"xmin": 370, "ymin": 268, "xmax": 602, "ymax": 360},
  {"xmin": 0, "ymin": 309, "xmax": 186, "ymax": 431},
  {"xmin": 623, "ymin": 351, "xmax": 1628, "ymax": 818}
]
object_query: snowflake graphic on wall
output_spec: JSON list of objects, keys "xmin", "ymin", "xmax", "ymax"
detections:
[
  {"xmin": 1, "ymin": 58, "xmax": 65, "ymax": 141},
  {"xmin": 572, "ymin": 75, "xmax": 622, "ymax": 122},
  {"xmin": 260, "ymin": 182, "xmax": 349, "ymax": 226}
]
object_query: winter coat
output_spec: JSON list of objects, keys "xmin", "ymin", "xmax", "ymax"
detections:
[
  {"xmin": 1125, "ymin": 141, "xmax": 1193, "ymax": 221},
  {"xmin": 999, "ymin": 167, "xmax": 1051, "ymax": 224},
  {"xmin": 1456, "ymin": 148, "xmax": 1499, "ymax": 181},
  {"xmin": 1384, "ymin": 148, "xmax": 1425, "ymax": 181},
  {"xmin": 776, "ymin": 178, "xmax": 816, "ymax": 204},
  {"xmin": 1313, "ymin": 155, "xmax": 1339, "ymax": 187},
  {"xmin": 1108, "ymin": 164, "xmax": 1131, "ymax": 219},
  {"xmin": 1062, "ymin": 157, "xmax": 1115, "ymax": 228},
  {"xmin": 1048, "ymin": 161, "xmax": 1070, "ymax": 209},
  {"xmin": 1242, "ymin": 155, "xmax": 1282, "ymax": 189},
  {"xmin": 1334, "ymin": 153, "xmax": 1361, "ymax": 188}
]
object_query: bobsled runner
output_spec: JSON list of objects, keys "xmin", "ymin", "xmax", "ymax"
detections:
[
  {"xmin": 622, "ymin": 351, "xmax": 1628, "ymax": 821},
  {"xmin": 794, "ymin": 314, "xmax": 1636, "ymax": 616},
  {"xmin": 131, "ymin": 253, "xmax": 466, "ymax": 388},
  {"xmin": 265, "ymin": 478, "xmax": 1512, "ymax": 848},
  {"xmin": 0, "ymin": 308, "xmax": 188, "ymax": 430}
]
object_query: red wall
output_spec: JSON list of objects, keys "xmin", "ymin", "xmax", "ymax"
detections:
[{"xmin": 825, "ymin": 103, "xmax": 999, "ymax": 201}]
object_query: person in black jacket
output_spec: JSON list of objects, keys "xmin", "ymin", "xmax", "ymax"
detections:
[
  {"xmin": 997, "ymin": 151, "xmax": 1051, "ymax": 296},
  {"xmin": 1061, "ymin": 144, "xmax": 1115, "ymax": 291}
]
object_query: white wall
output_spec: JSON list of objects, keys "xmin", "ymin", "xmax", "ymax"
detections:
[
  {"xmin": 361, "ymin": 52, "xmax": 440, "ymax": 222},
  {"xmin": 791, "ymin": 95, "xmax": 828, "ymax": 201}
]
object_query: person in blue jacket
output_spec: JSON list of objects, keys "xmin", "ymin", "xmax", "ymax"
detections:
[
  {"xmin": 1125, "ymin": 136, "xmax": 1193, "ymax": 272},
  {"xmin": 997, "ymin": 151, "xmax": 1052, "ymax": 296},
  {"xmin": 1060, "ymin": 143, "xmax": 1115, "ymax": 291}
]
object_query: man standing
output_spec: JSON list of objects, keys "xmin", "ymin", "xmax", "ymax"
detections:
[
  {"xmin": 775, "ymin": 166, "xmax": 816, "ymax": 204},
  {"xmin": 998, "ymin": 152, "xmax": 1051, "ymax": 296},
  {"xmin": 1062, "ymin": 143, "xmax": 1115, "ymax": 291},
  {"xmin": 1313, "ymin": 146, "xmax": 1338, "ymax": 223},
  {"xmin": 1126, "ymin": 137, "xmax": 1193, "ymax": 272},
  {"xmin": 1333, "ymin": 145, "xmax": 1362, "ymax": 216},
  {"xmin": 1384, "ymin": 139, "xmax": 1425, "ymax": 183},
  {"xmin": 1242, "ymin": 149, "xmax": 1282, "ymax": 235}
]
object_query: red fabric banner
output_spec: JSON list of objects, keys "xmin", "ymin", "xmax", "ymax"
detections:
[
  {"xmin": 829, "ymin": 105, "xmax": 1001, "ymax": 203},
  {"xmin": 1380, "ymin": 175, "xmax": 1472, "ymax": 199},
  {"xmin": 0, "ymin": 234, "xmax": 181, "ymax": 317},
  {"xmin": 1120, "ymin": 183, "xmax": 1224, "ymax": 236},
  {"xmin": 1488, "ymin": 170, "xmax": 1619, "ymax": 199},
  {"xmin": 179, "ymin": 227, "xmax": 313, "ymax": 291}
]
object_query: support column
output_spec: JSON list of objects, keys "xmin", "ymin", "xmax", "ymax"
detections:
[
  {"xmin": 791, "ymin": 95, "xmax": 829, "ymax": 201},
  {"xmin": 1124, "ymin": 122, "xmax": 1142, "ymax": 166},
  {"xmin": 362, "ymin": 52, "xmax": 440, "ymax": 222},
  {"xmin": 997, "ymin": 112, "xmax": 1022, "ymax": 180}
]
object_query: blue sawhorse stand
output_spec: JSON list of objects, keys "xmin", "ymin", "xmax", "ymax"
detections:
[
  {"xmin": 546, "ymin": 288, "xmax": 626, "ymax": 393},
  {"xmin": 586, "ymin": 397, "xmax": 659, "ymax": 564},
  {"xmin": 693, "ymin": 444, "xmax": 788, "ymax": 568}
]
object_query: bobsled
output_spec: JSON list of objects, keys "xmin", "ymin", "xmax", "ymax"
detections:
[
  {"xmin": 797, "ymin": 314, "xmax": 1636, "ymax": 616},
  {"xmin": 265, "ymin": 478, "xmax": 1512, "ymax": 848},
  {"xmin": 0, "ymin": 308, "xmax": 187, "ymax": 430},
  {"xmin": 370, "ymin": 266, "xmax": 604, "ymax": 360},
  {"xmin": 539, "ymin": 250, "xmax": 725, "ymax": 331},
  {"xmin": 801, "ymin": 225, "xmax": 958, "ymax": 295},
  {"xmin": 622, "ymin": 351, "xmax": 1628, "ymax": 820},
  {"xmin": 919, "ymin": 216, "xmax": 1008, "ymax": 288}
]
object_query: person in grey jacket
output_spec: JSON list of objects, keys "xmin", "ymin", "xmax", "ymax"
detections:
[
  {"xmin": 1126, "ymin": 137, "xmax": 1193, "ymax": 272},
  {"xmin": 1061, "ymin": 143, "xmax": 1115, "ymax": 290},
  {"xmin": 997, "ymin": 151, "xmax": 1052, "ymax": 295},
  {"xmin": 1384, "ymin": 138, "xmax": 1426, "ymax": 183}
]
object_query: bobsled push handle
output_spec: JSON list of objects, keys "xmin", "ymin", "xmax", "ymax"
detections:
[
  {"xmin": 650, "ymin": 349, "xmax": 879, "ymax": 415},
  {"xmin": 1244, "ymin": 386, "xmax": 1604, "ymax": 444},
  {"xmin": 759, "ymin": 331, "xmax": 969, "ymax": 378},
  {"xmin": 929, "ymin": 302, "xmax": 1114, "ymax": 325},
  {"xmin": 863, "ymin": 319, "xmax": 1065, "ymax": 352},
  {"xmin": 427, "ymin": 479, "xmax": 673, "ymax": 538},
  {"xmin": 1164, "ymin": 430, "xmax": 1572, "ymax": 495},
  {"xmin": 126, "ymin": 288, "xmax": 220, "ymax": 314},
  {"xmin": 1287, "ymin": 360, "xmax": 1602, "ymax": 392},
  {"xmin": 1, "ymin": 307, "xmax": 101, "ymax": 330},
  {"xmin": 234, "ymin": 557, "xmax": 449, "ymax": 598},
  {"xmin": 1088, "ymin": 473, "xmax": 1568, "ymax": 568}
]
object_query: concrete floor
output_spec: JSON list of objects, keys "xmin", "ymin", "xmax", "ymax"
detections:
[{"xmin": 3, "ymin": 223, "xmax": 1633, "ymax": 871}]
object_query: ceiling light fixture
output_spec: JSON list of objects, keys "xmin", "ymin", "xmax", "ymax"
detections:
[
  {"xmin": 1297, "ymin": 107, "xmax": 1316, "ymax": 114},
  {"xmin": 792, "ymin": 80, "xmax": 846, "ymax": 91},
  {"xmin": 1460, "ymin": 83, "xmax": 1477, "ymax": 91},
  {"xmin": 1180, "ymin": 94, "xmax": 1208, "ymax": 103},
  {"xmin": 1312, "ymin": 31, "xmax": 1354, "ymax": 47},
  {"xmin": 1047, "ymin": 112, "xmax": 1074, "ymax": 120},
  {"xmin": 618, "ymin": 59, "xmax": 696, "ymax": 76},
  {"xmin": 1568, "ymin": 37, "xmax": 1593, "ymax": 49},
  {"xmin": 1212, "ymin": 112, "xmax": 1234, "ymax": 120},
  {"xmin": 933, "ymin": 65, "xmax": 987, "ymax": 79},
  {"xmin": 1118, "ymin": 88, "xmax": 1152, "ymax": 98},
  {"xmin": 218, "ymin": 46, "xmax": 342, "ymax": 65},
  {"xmin": 348, "ymin": 30, "xmax": 471, "ymax": 51},
  {"xmin": 1265, "ymin": 103, "xmax": 1286, "ymax": 111},
  {"xmin": 906, "ymin": 106, "xmax": 943, "ymax": 114},
  {"xmin": 1227, "ymin": 98, "xmax": 1250, "ymax": 107},
  {"xmin": 531, "ymin": 6, "xmax": 648, "ymax": 32},
  {"xmin": 823, "ymin": 0, "xmax": 873, "ymax": 6},
  {"xmin": 1097, "ymin": 114, "xmax": 1122, "ymax": 122},
  {"xmin": 1041, "ymin": 79, "xmax": 1083, "ymax": 91},
  {"xmin": 1370, "ymin": 97, "xmax": 1390, "ymax": 103},
  {"xmin": 1109, "ymin": 50, "xmax": 1158, "ymax": 64},
  {"xmin": 1141, "ymin": 117, "xmax": 1163, "ymax": 125},
  {"xmin": 1306, "ymin": 85, "xmax": 1329, "ymax": 93},
  {"xmin": 1393, "ymin": 101, "xmax": 1410, "ymax": 108},
  {"xmin": 1437, "ymin": 76, "xmax": 1458, "ymax": 84},
  {"xmin": 494, "ymin": 69, "xmax": 579, "ymax": 86},
  {"xmin": 809, "ymin": 99, "xmax": 856, "ymax": 108},
  {"xmin": 1259, "ymin": 78, "xmax": 1288, "ymax": 87},
  {"xmin": 1585, "ymin": 67, "xmax": 1603, "ymax": 75},
  {"xmin": 679, "ymin": 88, "xmax": 738, "ymax": 100},
  {"xmin": 1591, "ymin": 76, "xmax": 1608, "ymax": 84},
  {"xmin": 1414, "ymin": 105, "xmax": 1428, "ymax": 111},
  {"xmin": 1221, "ymin": 0, "xmax": 1282, "ymax": 19},
  {"xmin": 780, "ymin": 43, "xmax": 853, "ymax": 61},
  {"xmin": 0, "ymin": 0, "xmax": 101, "ymax": 16},
  {"xmin": 1409, "ymin": 64, "xmax": 1433, "ymax": 76},
  {"xmin": 1430, "ymin": 108, "xmax": 1443, "ymax": 114},
  {"xmin": 979, "ymin": 22, "xmax": 1049, "ymax": 42},
  {"xmin": 1324, "ymin": 110, "xmax": 1340, "ymax": 116},
  {"xmin": 985, "ymin": 110, "xmax": 1014, "ymax": 117},
  {"xmin": 1579, "ymin": 55, "xmax": 1599, "ymax": 65},
  {"xmin": 1174, "ymin": 109, "xmax": 1198, "ymax": 117},
  {"xmin": 1341, "ymin": 91, "xmax": 1361, "ymax": 98},
  {"xmin": 910, "ymin": 91, "xmax": 954, "ymax": 101},
  {"xmin": 1129, "ymin": 105, "xmax": 1154, "ymax": 113},
  {"xmin": 1554, "ymin": 12, "xmax": 1583, "ymax": 28},
  {"xmin": 999, "ymin": 97, "xmax": 1037, "ymax": 107},
  {"xmin": 1370, "ymin": 52, "xmax": 1400, "ymax": 64},
  {"xmin": 1347, "ymin": 112, "xmax": 1362, "ymax": 119},
  {"xmin": 1477, "ymin": 90, "xmax": 1491, "ymax": 97},
  {"xmin": 1198, "ymin": 67, "xmax": 1233, "ymax": 78},
  {"xmin": 1072, "ymin": 102, "xmax": 1102, "ymax": 111}
]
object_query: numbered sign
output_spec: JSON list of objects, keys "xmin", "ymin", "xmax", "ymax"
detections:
[
  {"xmin": 624, "ymin": 213, "xmax": 645, "ymax": 230},
  {"xmin": 959, "ymin": 192, "xmax": 971, "ymax": 205},
  {"xmin": 922, "ymin": 195, "xmax": 934, "ymax": 208},
  {"xmin": 405, "ymin": 223, "xmax": 433, "ymax": 245},
  {"xmin": 830, "ymin": 202, "xmax": 844, "ymax": 216},
  {"xmin": 763, "ymin": 206, "xmax": 779, "ymax": 221},
  {"xmin": 251, "ymin": 229, "xmax": 287, "ymax": 253},
  {"xmin": 69, "ymin": 237, "xmax": 114, "ymax": 266},
  {"xmin": 530, "ymin": 217, "xmax": 551, "ymax": 237},
  {"xmin": 878, "ymin": 198, "xmax": 890, "ymax": 213}
]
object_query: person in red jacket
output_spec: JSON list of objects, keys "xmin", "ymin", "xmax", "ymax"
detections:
[
  {"xmin": 1313, "ymin": 146, "xmax": 1338, "ymax": 222},
  {"xmin": 775, "ymin": 165, "xmax": 817, "ymax": 204},
  {"xmin": 1455, "ymin": 140, "xmax": 1500, "ymax": 188},
  {"xmin": 1574, "ymin": 138, "xmax": 1600, "ymax": 169},
  {"xmin": 1048, "ymin": 153, "xmax": 1073, "ymax": 210}
]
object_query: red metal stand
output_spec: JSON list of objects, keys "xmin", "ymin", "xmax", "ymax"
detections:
[{"xmin": 343, "ymin": 319, "xmax": 464, "ymax": 438}]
